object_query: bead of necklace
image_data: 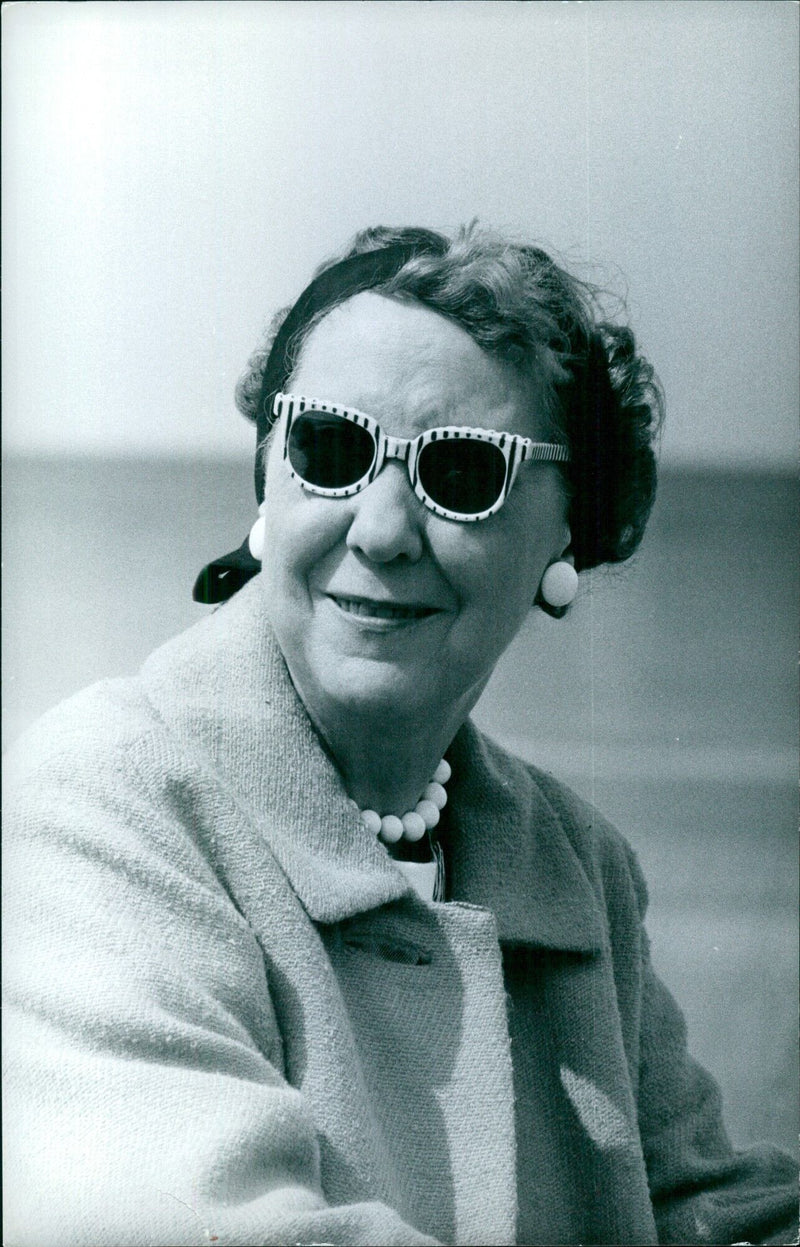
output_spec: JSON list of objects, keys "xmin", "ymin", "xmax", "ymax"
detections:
[{"xmin": 359, "ymin": 759, "xmax": 451, "ymax": 844}]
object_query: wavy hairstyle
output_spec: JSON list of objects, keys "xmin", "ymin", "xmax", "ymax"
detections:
[{"xmin": 235, "ymin": 223, "xmax": 664, "ymax": 572}]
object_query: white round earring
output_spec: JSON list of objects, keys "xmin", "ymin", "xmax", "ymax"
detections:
[
  {"xmin": 540, "ymin": 560, "xmax": 578, "ymax": 608},
  {"xmin": 248, "ymin": 502, "xmax": 267, "ymax": 561}
]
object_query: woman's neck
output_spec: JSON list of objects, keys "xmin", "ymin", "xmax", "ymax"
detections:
[{"xmin": 305, "ymin": 699, "xmax": 462, "ymax": 817}]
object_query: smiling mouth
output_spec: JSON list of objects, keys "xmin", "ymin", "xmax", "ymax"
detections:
[{"xmin": 329, "ymin": 595, "xmax": 440, "ymax": 621}]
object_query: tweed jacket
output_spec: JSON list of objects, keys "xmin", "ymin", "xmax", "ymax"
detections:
[{"xmin": 4, "ymin": 579, "xmax": 796, "ymax": 1247}]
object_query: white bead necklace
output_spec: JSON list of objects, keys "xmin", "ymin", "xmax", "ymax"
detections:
[{"xmin": 359, "ymin": 759, "xmax": 451, "ymax": 844}]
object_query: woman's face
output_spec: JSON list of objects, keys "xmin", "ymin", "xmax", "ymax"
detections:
[{"xmin": 261, "ymin": 292, "xmax": 570, "ymax": 730}]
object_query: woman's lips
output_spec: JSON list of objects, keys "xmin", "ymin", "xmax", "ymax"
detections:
[{"xmin": 328, "ymin": 595, "xmax": 440, "ymax": 622}]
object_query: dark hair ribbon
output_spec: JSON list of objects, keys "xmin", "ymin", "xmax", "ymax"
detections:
[{"xmin": 193, "ymin": 232, "xmax": 447, "ymax": 604}]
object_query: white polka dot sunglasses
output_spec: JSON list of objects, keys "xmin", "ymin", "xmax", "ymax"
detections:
[{"xmin": 274, "ymin": 392, "xmax": 570, "ymax": 523}]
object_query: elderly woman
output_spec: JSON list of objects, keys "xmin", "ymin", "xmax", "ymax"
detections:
[{"xmin": 5, "ymin": 225, "xmax": 796, "ymax": 1247}]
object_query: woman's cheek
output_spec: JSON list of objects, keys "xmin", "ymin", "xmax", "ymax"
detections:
[
  {"xmin": 441, "ymin": 524, "xmax": 527, "ymax": 608},
  {"xmin": 264, "ymin": 490, "xmax": 349, "ymax": 585}
]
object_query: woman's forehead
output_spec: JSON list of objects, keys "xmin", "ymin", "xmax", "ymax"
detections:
[{"xmin": 290, "ymin": 292, "xmax": 542, "ymax": 435}]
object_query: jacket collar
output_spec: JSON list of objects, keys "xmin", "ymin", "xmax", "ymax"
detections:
[{"xmin": 142, "ymin": 579, "xmax": 604, "ymax": 951}]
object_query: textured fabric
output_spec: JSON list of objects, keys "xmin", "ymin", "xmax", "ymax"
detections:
[{"xmin": 4, "ymin": 578, "xmax": 797, "ymax": 1246}]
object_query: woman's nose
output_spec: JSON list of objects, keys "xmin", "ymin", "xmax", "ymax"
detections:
[{"xmin": 345, "ymin": 463, "xmax": 425, "ymax": 563}]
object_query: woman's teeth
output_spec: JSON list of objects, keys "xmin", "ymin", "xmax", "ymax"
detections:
[{"xmin": 333, "ymin": 597, "xmax": 432, "ymax": 620}]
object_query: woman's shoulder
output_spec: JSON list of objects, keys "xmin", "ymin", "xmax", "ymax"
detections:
[
  {"xmin": 6, "ymin": 672, "xmax": 165, "ymax": 786},
  {"xmin": 529, "ymin": 761, "xmax": 649, "ymax": 915},
  {"xmin": 5, "ymin": 587, "xmax": 265, "ymax": 786},
  {"xmin": 4, "ymin": 604, "xmax": 238, "ymax": 838},
  {"xmin": 3, "ymin": 671, "xmax": 205, "ymax": 894},
  {"xmin": 465, "ymin": 724, "xmax": 650, "ymax": 921},
  {"xmin": 3, "ymin": 607, "xmax": 294, "ymax": 926}
]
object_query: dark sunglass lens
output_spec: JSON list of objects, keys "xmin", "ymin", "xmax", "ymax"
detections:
[
  {"xmin": 287, "ymin": 411, "xmax": 375, "ymax": 489},
  {"xmin": 418, "ymin": 439, "xmax": 507, "ymax": 515}
]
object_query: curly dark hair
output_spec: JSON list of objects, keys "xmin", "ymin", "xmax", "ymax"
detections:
[{"xmin": 235, "ymin": 223, "xmax": 663, "ymax": 574}]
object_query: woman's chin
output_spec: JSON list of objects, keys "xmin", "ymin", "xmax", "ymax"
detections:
[{"xmin": 310, "ymin": 655, "xmax": 450, "ymax": 724}]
